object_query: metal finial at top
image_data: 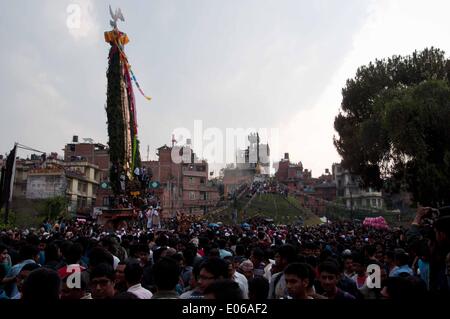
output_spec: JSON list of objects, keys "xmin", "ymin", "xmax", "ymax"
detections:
[{"xmin": 109, "ymin": 5, "xmax": 125, "ymax": 29}]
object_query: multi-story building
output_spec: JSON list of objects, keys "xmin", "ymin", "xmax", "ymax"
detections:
[
  {"xmin": 26, "ymin": 159, "xmax": 100, "ymax": 216},
  {"xmin": 63, "ymin": 136, "xmax": 110, "ymax": 208},
  {"xmin": 332, "ymin": 162, "xmax": 384, "ymax": 210},
  {"xmin": 142, "ymin": 143, "xmax": 220, "ymax": 218},
  {"xmin": 12, "ymin": 157, "xmax": 45, "ymax": 198},
  {"xmin": 275, "ymin": 153, "xmax": 312, "ymax": 192}
]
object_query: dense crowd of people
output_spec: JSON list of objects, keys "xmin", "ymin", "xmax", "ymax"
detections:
[{"xmin": 0, "ymin": 181, "xmax": 449, "ymax": 301}]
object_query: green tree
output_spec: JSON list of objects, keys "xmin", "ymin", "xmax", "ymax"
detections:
[
  {"xmin": 39, "ymin": 196, "xmax": 69, "ymax": 221},
  {"xmin": 334, "ymin": 48, "xmax": 450, "ymax": 206}
]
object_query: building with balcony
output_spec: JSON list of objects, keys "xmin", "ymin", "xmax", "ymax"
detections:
[
  {"xmin": 26, "ymin": 159, "xmax": 100, "ymax": 216},
  {"xmin": 63, "ymin": 136, "xmax": 110, "ymax": 208},
  {"xmin": 332, "ymin": 162, "xmax": 384, "ymax": 210}
]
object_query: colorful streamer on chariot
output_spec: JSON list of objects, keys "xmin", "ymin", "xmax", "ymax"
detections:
[{"xmin": 113, "ymin": 35, "xmax": 152, "ymax": 101}]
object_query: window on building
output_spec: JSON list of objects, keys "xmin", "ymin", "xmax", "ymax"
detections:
[
  {"xmin": 81, "ymin": 197, "xmax": 87, "ymax": 208},
  {"xmin": 189, "ymin": 177, "xmax": 195, "ymax": 185},
  {"xmin": 103, "ymin": 196, "xmax": 109, "ymax": 206},
  {"xmin": 372, "ymin": 199, "xmax": 376, "ymax": 207},
  {"xmin": 189, "ymin": 192, "xmax": 195, "ymax": 200}
]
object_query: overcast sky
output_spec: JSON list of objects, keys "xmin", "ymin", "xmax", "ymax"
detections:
[{"xmin": 2, "ymin": 0, "xmax": 450, "ymax": 177}]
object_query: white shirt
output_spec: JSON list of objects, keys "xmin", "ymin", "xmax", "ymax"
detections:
[
  {"xmin": 112, "ymin": 255, "xmax": 120, "ymax": 270},
  {"xmin": 127, "ymin": 283, "xmax": 153, "ymax": 299},
  {"xmin": 264, "ymin": 260, "xmax": 275, "ymax": 282},
  {"xmin": 234, "ymin": 271, "xmax": 249, "ymax": 299}
]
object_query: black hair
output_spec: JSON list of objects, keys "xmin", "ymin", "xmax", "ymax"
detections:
[
  {"xmin": 44, "ymin": 243, "xmax": 60, "ymax": 263},
  {"xmin": 22, "ymin": 268, "xmax": 61, "ymax": 301},
  {"xmin": 124, "ymin": 262, "xmax": 143, "ymax": 285},
  {"xmin": 208, "ymin": 248, "xmax": 220, "ymax": 258},
  {"xmin": 385, "ymin": 250, "xmax": 395, "ymax": 260},
  {"xmin": 21, "ymin": 263, "xmax": 41, "ymax": 272},
  {"xmin": 19, "ymin": 244, "xmax": 39, "ymax": 261},
  {"xmin": 88, "ymin": 247, "xmax": 114, "ymax": 268},
  {"xmin": 153, "ymin": 257, "xmax": 180, "ymax": 291},
  {"xmin": 277, "ymin": 244, "xmax": 297, "ymax": 264},
  {"xmin": 248, "ymin": 276, "xmax": 270, "ymax": 300},
  {"xmin": 284, "ymin": 262, "xmax": 310, "ymax": 280},
  {"xmin": 91, "ymin": 263, "xmax": 115, "ymax": 281},
  {"xmin": 364, "ymin": 245, "xmax": 376, "ymax": 257},
  {"xmin": 394, "ymin": 251, "xmax": 410, "ymax": 266},
  {"xmin": 218, "ymin": 239, "xmax": 227, "ymax": 250},
  {"xmin": 153, "ymin": 246, "xmax": 168, "ymax": 264},
  {"xmin": 200, "ymin": 257, "xmax": 229, "ymax": 279},
  {"xmin": 204, "ymin": 279, "xmax": 243, "ymax": 300},
  {"xmin": 66, "ymin": 243, "xmax": 83, "ymax": 264},
  {"xmin": 182, "ymin": 244, "xmax": 197, "ymax": 267},
  {"xmin": 0, "ymin": 243, "xmax": 8, "ymax": 253},
  {"xmin": 251, "ymin": 247, "xmax": 265, "ymax": 260},
  {"xmin": 318, "ymin": 261, "xmax": 340, "ymax": 276}
]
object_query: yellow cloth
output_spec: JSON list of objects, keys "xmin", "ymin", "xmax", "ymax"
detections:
[{"xmin": 104, "ymin": 30, "xmax": 130, "ymax": 46}]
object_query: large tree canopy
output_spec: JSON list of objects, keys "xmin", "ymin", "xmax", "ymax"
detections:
[{"xmin": 334, "ymin": 47, "xmax": 450, "ymax": 206}]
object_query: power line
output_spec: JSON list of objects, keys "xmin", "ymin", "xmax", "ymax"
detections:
[{"xmin": 16, "ymin": 143, "xmax": 46, "ymax": 154}]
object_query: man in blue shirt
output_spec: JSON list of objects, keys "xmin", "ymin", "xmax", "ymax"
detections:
[
  {"xmin": 5, "ymin": 244, "xmax": 40, "ymax": 298},
  {"xmin": 389, "ymin": 249, "xmax": 413, "ymax": 278}
]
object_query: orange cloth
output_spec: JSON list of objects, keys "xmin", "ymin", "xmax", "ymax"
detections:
[{"xmin": 104, "ymin": 30, "xmax": 130, "ymax": 46}]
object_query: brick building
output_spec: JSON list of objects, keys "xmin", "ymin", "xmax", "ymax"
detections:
[
  {"xmin": 63, "ymin": 136, "xmax": 111, "ymax": 208},
  {"xmin": 275, "ymin": 153, "xmax": 312, "ymax": 192},
  {"xmin": 142, "ymin": 144, "xmax": 220, "ymax": 218}
]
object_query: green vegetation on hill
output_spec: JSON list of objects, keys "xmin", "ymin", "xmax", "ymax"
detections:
[{"xmin": 206, "ymin": 193, "xmax": 321, "ymax": 226}]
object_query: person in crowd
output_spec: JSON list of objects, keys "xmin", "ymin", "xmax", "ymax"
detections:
[
  {"xmin": 238, "ymin": 259, "xmax": 254, "ymax": 281},
  {"xmin": 248, "ymin": 276, "xmax": 270, "ymax": 301},
  {"xmin": 151, "ymin": 257, "xmax": 180, "ymax": 299},
  {"xmin": 180, "ymin": 262, "xmax": 202, "ymax": 299},
  {"xmin": 318, "ymin": 261, "xmax": 355, "ymax": 300},
  {"xmin": 12, "ymin": 263, "xmax": 41, "ymax": 299},
  {"xmin": 195, "ymin": 257, "xmax": 230, "ymax": 299},
  {"xmin": 284, "ymin": 263, "xmax": 313, "ymax": 299},
  {"xmin": 342, "ymin": 252, "xmax": 355, "ymax": 279},
  {"xmin": 59, "ymin": 265, "xmax": 91, "ymax": 299},
  {"xmin": 5, "ymin": 244, "xmax": 40, "ymax": 298},
  {"xmin": 225, "ymin": 257, "xmax": 248, "ymax": 299},
  {"xmin": 21, "ymin": 268, "xmax": 61, "ymax": 301},
  {"xmin": 250, "ymin": 247, "xmax": 266, "ymax": 277},
  {"xmin": 125, "ymin": 262, "xmax": 153, "ymax": 299},
  {"xmin": 389, "ymin": 248, "xmax": 413, "ymax": 277},
  {"xmin": 114, "ymin": 261, "xmax": 128, "ymax": 294},
  {"xmin": 90, "ymin": 263, "xmax": 116, "ymax": 299},
  {"xmin": 268, "ymin": 244, "xmax": 297, "ymax": 299},
  {"xmin": 203, "ymin": 279, "xmax": 243, "ymax": 300}
]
